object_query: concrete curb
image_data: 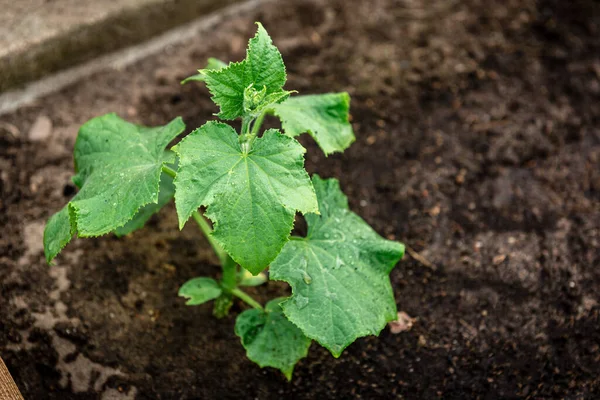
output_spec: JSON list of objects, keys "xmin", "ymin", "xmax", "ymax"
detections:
[
  {"xmin": 0, "ymin": 0, "xmax": 276, "ymax": 116},
  {"xmin": 0, "ymin": 0, "xmax": 243, "ymax": 92}
]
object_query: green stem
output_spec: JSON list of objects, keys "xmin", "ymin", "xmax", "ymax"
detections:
[
  {"xmin": 221, "ymin": 255, "xmax": 237, "ymax": 291},
  {"xmin": 231, "ymin": 288, "xmax": 263, "ymax": 310},
  {"xmin": 250, "ymin": 110, "xmax": 267, "ymax": 137},
  {"xmin": 241, "ymin": 116, "xmax": 251, "ymax": 136},
  {"xmin": 161, "ymin": 165, "xmax": 177, "ymax": 178},
  {"xmin": 191, "ymin": 211, "xmax": 228, "ymax": 266}
]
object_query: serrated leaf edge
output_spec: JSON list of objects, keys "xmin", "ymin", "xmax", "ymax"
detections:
[
  {"xmin": 276, "ymin": 269, "xmax": 398, "ymax": 358},
  {"xmin": 201, "ymin": 60, "xmax": 247, "ymax": 119},
  {"xmin": 271, "ymin": 92, "xmax": 355, "ymax": 156}
]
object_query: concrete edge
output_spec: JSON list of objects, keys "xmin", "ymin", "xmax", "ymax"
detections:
[
  {"xmin": 0, "ymin": 0, "xmax": 276, "ymax": 116},
  {"xmin": 0, "ymin": 0, "xmax": 244, "ymax": 92}
]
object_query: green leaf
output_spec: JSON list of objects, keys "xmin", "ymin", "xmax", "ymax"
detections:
[
  {"xmin": 271, "ymin": 93, "xmax": 355, "ymax": 155},
  {"xmin": 44, "ymin": 206, "xmax": 75, "ymax": 264},
  {"xmin": 235, "ymin": 298, "xmax": 311, "ymax": 380},
  {"xmin": 206, "ymin": 57, "xmax": 228, "ymax": 71},
  {"xmin": 43, "ymin": 114, "xmax": 185, "ymax": 263},
  {"xmin": 201, "ymin": 23, "xmax": 287, "ymax": 119},
  {"xmin": 173, "ymin": 121, "xmax": 317, "ymax": 274},
  {"xmin": 181, "ymin": 57, "xmax": 227, "ymax": 84},
  {"xmin": 114, "ymin": 168, "xmax": 175, "ymax": 237},
  {"xmin": 270, "ymin": 175, "xmax": 404, "ymax": 357},
  {"xmin": 181, "ymin": 73, "xmax": 206, "ymax": 84},
  {"xmin": 178, "ymin": 277, "xmax": 222, "ymax": 305},
  {"xmin": 243, "ymin": 84, "xmax": 292, "ymax": 116}
]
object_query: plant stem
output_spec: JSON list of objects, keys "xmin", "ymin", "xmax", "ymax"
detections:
[
  {"xmin": 241, "ymin": 116, "xmax": 251, "ymax": 136},
  {"xmin": 250, "ymin": 111, "xmax": 267, "ymax": 137},
  {"xmin": 191, "ymin": 211, "xmax": 228, "ymax": 266},
  {"xmin": 161, "ymin": 165, "xmax": 177, "ymax": 178},
  {"xmin": 220, "ymin": 255, "xmax": 237, "ymax": 291},
  {"xmin": 231, "ymin": 288, "xmax": 264, "ymax": 310}
]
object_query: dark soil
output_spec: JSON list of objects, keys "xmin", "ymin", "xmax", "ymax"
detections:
[{"xmin": 1, "ymin": 0, "xmax": 600, "ymax": 398}]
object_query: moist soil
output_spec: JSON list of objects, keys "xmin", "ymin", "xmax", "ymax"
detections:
[{"xmin": 1, "ymin": 0, "xmax": 599, "ymax": 398}]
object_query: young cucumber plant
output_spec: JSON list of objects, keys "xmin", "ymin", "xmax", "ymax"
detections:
[{"xmin": 43, "ymin": 23, "xmax": 404, "ymax": 380}]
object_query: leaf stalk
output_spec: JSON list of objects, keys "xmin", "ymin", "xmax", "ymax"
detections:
[
  {"xmin": 191, "ymin": 210, "xmax": 263, "ymax": 312},
  {"xmin": 231, "ymin": 288, "xmax": 264, "ymax": 310},
  {"xmin": 249, "ymin": 110, "xmax": 267, "ymax": 137},
  {"xmin": 191, "ymin": 210, "xmax": 228, "ymax": 266},
  {"xmin": 161, "ymin": 165, "xmax": 177, "ymax": 178}
]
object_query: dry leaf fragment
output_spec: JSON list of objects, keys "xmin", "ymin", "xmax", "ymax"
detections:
[{"xmin": 389, "ymin": 311, "xmax": 416, "ymax": 334}]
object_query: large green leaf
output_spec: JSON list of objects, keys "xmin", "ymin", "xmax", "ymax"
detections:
[
  {"xmin": 43, "ymin": 114, "xmax": 185, "ymax": 263},
  {"xmin": 200, "ymin": 23, "xmax": 287, "ymax": 119},
  {"xmin": 173, "ymin": 121, "xmax": 317, "ymax": 274},
  {"xmin": 235, "ymin": 298, "xmax": 311, "ymax": 380},
  {"xmin": 270, "ymin": 175, "xmax": 404, "ymax": 357},
  {"xmin": 270, "ymin": 93, "xmax": 355, "ymax": 155}
]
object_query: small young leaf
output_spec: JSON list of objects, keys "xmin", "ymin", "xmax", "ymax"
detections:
[
  {"xmin": 114, "ymin": 167, "xmax": 175, "ymax": 237},
  {"xmin": 181, "ymin": 73, "xmax": 206, "ymax": 84},
  {"xmin": 201, "ymin": 23, "xmax": 287, "ymax": 119},
  {"xmin": 43, "ymin": 114, "xmax": 185, "ymax": 263},
  {"xmin": 235, "ymin": 298, "xmax": 311, "ymax": 380},
  {"xmin": 271, "ymin": 93, "xmax": 355, "ymax": 155},
  {"xmin": 181, "ymin": 57, "xmax": 227, "ymax": 84},
  {"xmin": 270, "ymin": 175, "xmax": 404, "ymax": 357},
  {"xmin": 173, "ymin": 121, "xmax": 318, "ymax": 274},
  {"xmin": 242, "ymin": 85, "xmax": 292, "ymax": 116},
  {"xmin": 247, "ymin": 89, "xmax": 293, "ymax": 117},
  {"xmin": 206, "ymin": 57, "xmax": 228, "ymax": 71},
  {"xmin": 178, "ymin": 277, "xmax": 222, "ymax": 305}
]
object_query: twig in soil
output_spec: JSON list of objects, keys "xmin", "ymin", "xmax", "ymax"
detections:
[{"xmin": 405, "ymin": 245, "xmax": 437, "ymax": 271}]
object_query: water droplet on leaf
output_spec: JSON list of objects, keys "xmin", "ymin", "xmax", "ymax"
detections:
[
  {"xmin": 302, "ymin": 271, "xmax": 312, "ymax": 285},
  {"xmin": 295, "ymin": 295, "xmax": 309, "ymax": 309}
]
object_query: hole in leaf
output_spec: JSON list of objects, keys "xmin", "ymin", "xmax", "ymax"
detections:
[{"xmin": 292, "ymin": 213, "xmax": 307, "ymax": 237}]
